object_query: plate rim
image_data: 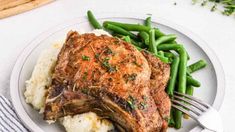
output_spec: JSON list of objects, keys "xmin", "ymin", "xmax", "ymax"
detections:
[{"xmin": 10, "ymin": 12, "xmax": 225, "ymax": 132}]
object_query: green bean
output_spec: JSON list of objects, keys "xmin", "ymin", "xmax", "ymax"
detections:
[
  {"xmin": 103, "ymin": 20, "xmax": 167, "ymax": 38},
  {"xmin": 158, "ymin": 44, "xmax": 188, "ymax": 92},
  {"xmin": 157, "ymin": 43, "xmax": 182, "ymax": 51},
  {"xmin": 168, "ymin": 109, "xmax": 175, "ymax": 127},
  {"xmin": 158, "ymin": 51, "xmax": 167, "ymax": 62},
  {"xmin": 175, "ymin": 44, "xmax": 190, "ymax": 60},
  {"xmin": 87, "ymin": 10, "xmax": 102, "ymax": 29},
  {"xmin": 158, "ymin": 51, "xmax": 164, "ymax": 57},
  {"xmin": 177, "ymin": 48, "xmax": 190, "ymax": 60},
  {"xmin": 157, "ymin": 44, "xmax": 180, "ymax": 63},
  {"xmin": 186, "ymin": 85, "xmax": 194, "ymax": 96},
  {"xmin": 138, "ymin": 31, "xmax": 149, "ymax": 45},
  {"xmin": 154, "ymin": 28, "xmax": 165, "ymax": 38},
  {"xmin": 103, "ymin": 21, "xmax": 166, "ymax": 39},
  {"xmin": 171, "ymin": 40, "xmax": 177, "ymax": 44},
  {"xmin": 122, "ymin": 36, "xmax": 143, "ymax": 51},
  {"xmin": 122, "ymin": 36, "xmax": 131, "ymax": 43},
  {"xmin": 167, "ymin": 56, "xmax": 180, "ymax": 96},
  {"xmin": 155, "ymin": 34, "xmax": 177, "ymax": 46},
  {"xmin": 104, "ymin": 24, "xmax": 138, "ymax": 40},
  {"xmin": 183, "ymin": 85, "xmax": 194, "ymax": 119},
  {"xmin": 138, "ymin": 17, "xmax": 152, "ymax": 45},
  {"xmin": 158, "ymin": 44, "xmax": 187, "ymax": 129},
  {"xmin": 114, "ymin": 34, "xmax": 145, "ymax": 48},
  {"xmin": 103, "ymin": 21, "xmax": 150, "ymax": 32},
  {"xmin": 186, "ymin": 51, "xmax": 190, "ymax": 60},
  {"xmin": 164, "ymin": 52, "xmax": 175, "ymax": 58},
  {"xmin": 174, "ymin": 110, "xmax": 182, "ymax": 129},
  {"xmin": 130, "ymin": 39, "xmax": 145, "ymax": 48},
  {"xmin": 155, "ymin": 54, "xmax": 169, "ymax": 63},
  {"xmin": 149, "ymin": 29, "xmax": 158, "ymax": 54},
  {"xmin": 158, "ymin": 43, "xmax": 190, "ymax": 60},
  {"xmin": 176, "ymin": 47, "xmax": 187, "ymax": 129},
  {"xmin": 187, "ymin": 60, "xmax": 207, "ymax": 74},
  {"xmin": 183, "ymin": 85, "xmax": 194, "ymax": 120},
  {"xmin": 145, "ymin": 17, "xmax": 151, "ymax": 28},
  {"xmin": 178, "ymin": 47, "xmax": 187, "ymax": 94},
  {"xmin": 186, "ymin": 76, "xmax": 201, "ymax": 87}
]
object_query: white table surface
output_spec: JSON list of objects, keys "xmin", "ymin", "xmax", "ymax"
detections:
[{"xmin": 0, "ymin": 0, "xmax": 234, "ymax": 131}]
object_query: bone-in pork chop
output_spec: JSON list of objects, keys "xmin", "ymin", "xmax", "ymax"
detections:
[{"xmin": 44, "ymin": 31, "xmax": 171, "ymax": 132}]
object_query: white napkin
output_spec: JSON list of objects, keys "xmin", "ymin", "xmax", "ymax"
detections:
[{"xmin": 0, "ymin": 95, "xmax": 29, "ymax": 132}]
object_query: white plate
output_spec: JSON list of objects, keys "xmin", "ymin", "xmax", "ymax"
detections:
[{"xmin": 10, "ymin": 13, "xmax": 225, "ymax": 132}]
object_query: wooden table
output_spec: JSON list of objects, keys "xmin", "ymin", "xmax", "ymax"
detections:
[{"xmin": 0, "ymin": 0, "xmax": 54, "ymax": 19}]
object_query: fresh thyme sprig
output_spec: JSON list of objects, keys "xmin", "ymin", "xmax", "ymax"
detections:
[{"xmin": 193, "ymin": 0, "xmax": 235, "ymax": 16}]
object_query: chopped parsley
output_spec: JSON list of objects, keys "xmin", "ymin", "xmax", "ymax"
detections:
[
  {"xmin": 139, "ymin": 102, "xmax": 148, "ymax": 110},
  {"xmin": 132, "ymin": 60, "xmax": 142, "ymax": 67},
  {"xmin": 104, "ymin": 47, "xmax": 113, "ymax": 55},
  {"xmin": 123, "ymin": 73, "xmax": 137, "ymax": 83},
  {"xmin": 127, "ymin": 95, "xmax": 136, "ymax": 110},
  {"xmin": 82, "ymin": 55, "xmax": 90, "ymax": 61},
  {"xmin": 102, "ymin": 57, "xmax": 110, "ymax": 67},
  {"xmin": 82, "ymin": 71, "xmax": 88, "ymax": 80},
  {"xmin": 81, "ymin": 88, "xmax": 88, "ymax": 94},
  {"xmin": 137, "ymin": 95, "xmax": 148, "ymax": 110},
  {"xmin": 95, "ymin": 53, "xmax": 100, "ymax": 60},
  {"xmin": 102, "ymin": 57, "xmax": 117, "ymax": 73}
]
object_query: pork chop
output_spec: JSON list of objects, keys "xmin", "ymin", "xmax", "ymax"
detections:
[
  {"xmin": 44, "ymin": 31, "xmax": 170, "ymax": 132},
  {"xmin": 141, "ymin": 50, "xmax": 171, "ymax": 131}
]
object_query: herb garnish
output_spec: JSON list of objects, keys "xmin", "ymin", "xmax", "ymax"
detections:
[
  {"xmin": 127, "ymin": 95, "xmax": 136, "ymax": 110},
  {"xmin": 211, "ymin": 3, "xmax": 217, "ymax": 11},
  {"xmin": 82, "ymin": 55, "xmax": 90, "ymax": 61},
  {"xmin": 95, "ymin": 53, "xmax": 100, "ymax": 60},
  {"xmin": 102, "ymin": 57, "xmax": 117, "ymax": 73},
  {"xmin": 132, "ymin": 60, "xmax": 142, "ymax": 67},
  {"xmin": 201, "ymin": 0, "xmax": 207, "ymax": 6},
  {"xmin": 123, "ymin": 73, "xmax": 137, "ymax": 83},
  {"xmin": 81, "ymin": 88, "xmax": 88, "ymax": 94},
  {"xmin": 193, "ymin": 0, "xmax": 235, "ymax": 16},
  {"xmin": 104, "ymin": 47, "xmax": 113, "ymax": 55},
  {"xmin": 82, "ymin": 71, "xmax": 88, "ymax": 80},
  {"xmin": 140, "ymin": 102, "xmax": 148, "ymax": 110},
  {"xmin": 139, "ymin": 95, "xmax": 148, "ymax": 110},
  {"xmin": 103, "ymin": 57, "xmax": 110, "ymax": 67}
]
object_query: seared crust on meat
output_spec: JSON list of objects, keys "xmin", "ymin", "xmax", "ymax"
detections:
[
  {"xmin": 141, "ymin": 50, "xmax": 171, "ymax": 132},
  {"xmin": 43, "ymin": 31, "xmax": 170, "ymax": 132}
]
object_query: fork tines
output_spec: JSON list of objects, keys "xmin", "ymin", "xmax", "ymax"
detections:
[{"xmin": 171, "ymin": 91, "xmax": 210, "ymax": 120}]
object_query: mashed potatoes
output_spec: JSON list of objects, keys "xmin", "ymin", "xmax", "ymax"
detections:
[
  {"xmin": 24, "ymin": 43, "xmax": 62, "ymax": 111},
  {"xmin": 24, "ymin": 29, "xmax": 114, "ymax": 132},
  {"xmin": 61, "ymin": 112, "xmax": 113, "ymax": 132}
]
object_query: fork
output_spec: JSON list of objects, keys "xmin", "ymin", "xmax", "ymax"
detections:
[{"xmin": 172, "ymin": 91, "xmax": 223, "ymax": 132}]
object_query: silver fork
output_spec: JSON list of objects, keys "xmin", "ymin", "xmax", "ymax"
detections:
[{"xmin": 172, "ymin": 91, "xmax": 223, "ymax": 132}]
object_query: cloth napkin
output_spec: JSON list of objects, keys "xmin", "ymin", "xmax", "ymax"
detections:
[{"xmin": 0, "ymin": 95, "xmax": 29, "ymax": 132}]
